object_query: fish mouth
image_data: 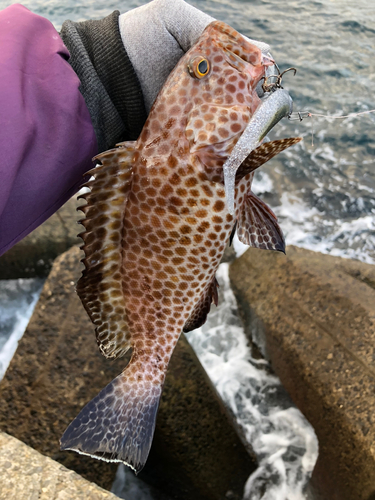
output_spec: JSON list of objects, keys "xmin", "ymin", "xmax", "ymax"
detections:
[{"xmin": 223, "ymin": 88, "xmax": 293, "ymax": 215}]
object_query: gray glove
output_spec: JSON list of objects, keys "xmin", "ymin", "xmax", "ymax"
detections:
[{"xmin": 119, "ymin": 0, "xmax": 276, "ymax": 112}]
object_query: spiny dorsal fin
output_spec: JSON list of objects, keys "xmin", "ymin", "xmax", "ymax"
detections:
[
  {"xmin": 236, "ymin": 191, "xmax": 285, "ymax": 253},
  {"xmin": 236, "ymin": 137, "xmax": 302, "ymax": 182},
  {"xmin": 77, "ymin": 143, "xmax": 136, "ymax": 359},
  {"xmin": 183, "ymin": 276, "xmax": 219, "ymax": 333}
]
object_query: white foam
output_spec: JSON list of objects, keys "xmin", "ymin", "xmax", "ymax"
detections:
[
  {"xmin": 252, "ymin": 170, "xmax": 274, "ymax": 194},
  {"xmin": 274, "ymin": 192, "xmax": 375, "ymax": 264}
]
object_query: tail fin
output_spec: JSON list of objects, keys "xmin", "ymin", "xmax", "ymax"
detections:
[{"xmin": 60, "ymin": 372, "xmax": 162, "ymax": 473}]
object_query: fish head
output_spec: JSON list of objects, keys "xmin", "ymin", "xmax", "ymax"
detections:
[
  {"xmin": 141, "ymin": 21, "xmax": 271, "ymax": 163},
  {"xmin": 183, "ymin": 21, "xmax": 274, "ymax": 169}
]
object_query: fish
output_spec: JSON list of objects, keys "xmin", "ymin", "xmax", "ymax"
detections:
[{"xmin": 60, "ymin": 20, "xmax": 302, "ymax": 472}]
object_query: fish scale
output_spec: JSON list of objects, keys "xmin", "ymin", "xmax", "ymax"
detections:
[{"xmin": 61, "ymin": 20, "xmax": 301, "ymax": 472}]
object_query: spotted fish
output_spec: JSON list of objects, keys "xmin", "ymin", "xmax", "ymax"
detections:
[{"xmin": 60, "ymin": 20, "xmax": 301, "ymax": 472}]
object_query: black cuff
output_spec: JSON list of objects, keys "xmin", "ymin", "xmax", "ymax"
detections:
[{"xmin": 60, "ymin": 11, "xmax": 147, "ymax": 152}]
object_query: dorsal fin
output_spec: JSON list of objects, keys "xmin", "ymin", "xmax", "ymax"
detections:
[
  {"xmin": 235, "ymin": 137, "xmax": 302, "ymax": 182},
  {"xmin": 183, "ymin": 276, "xmax": 219, "ymax": 333},
  {"xmin": 76, "ymin": 143, "xmax": 136, "ymax": 359},
  {"xmin": 236, "ymin": 191, "xmax": 285, "ymax": 253}
]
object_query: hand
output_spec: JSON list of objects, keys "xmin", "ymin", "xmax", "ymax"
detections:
[{"xmin": 119, "ymin": 0, "xmax": 276, "ymax": 112}]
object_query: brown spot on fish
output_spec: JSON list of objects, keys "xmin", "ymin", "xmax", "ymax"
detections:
[
  {"xmin": 180, "ymin": 225, "xmax": 191, "ymax": 234},
  {"xmin": 202, "ymin": 185, "xmax": 213, "ymax": 197},
  {"xmin": 153, "ymin": 280, "xmax": 163, "ymax": 290},
  {"xmin": 187, "ymin": 198, "xmax": 198, "ymax": 208},
  {"xmin": 163, "ymin": 220, "xmax": 175, "ymax": 230},
  {"xmin": 140, "ymin": 203, "xmax": 152, "ymax": 213},
  {"xmin": 155, "ymin": 207, "xmax": 166, "ymax": 217},
  {"xmin": 213, "ymin": 200, "xmax": 225, "ymax": 212},
  {"xmin": 172, "ymin": 257, "xmax": 184, "ymax": 265},
  {"xmin": 151, "ymin": 261, "xmax": 162, "ymax": 271},
  {"xmin": 197, "ymin": 221, "xmax": 210, "ymax": 233},
  {"xmin": 176, "ymin": 188, "xmax": 188, "ymax": 197},
  {"xmin": 169, "ymin": 196, "xmax": 184, "ymax": 207},
  {"xmin": 231, "ymin": 123, "xmax": 242, "ymax": 133},
  {"xmin": 152, "ymin": 178, "xmax": 162, "ymax": 188},
  {"xmin": 156, "ymin": 197, "xmax": 167, "ymax": 207},
  {"xmin": 160, "ymin": 184, "xmax": 174, "ymax": 197},
  {"xmin": 196, "ymin": 209, "xmax": 208, "ymax": 218},
  {"xmin": 218, "ymin": 127, "xmax": 230, "ymax": 138},
  {"xmin": 190, "ymin": 189, "xmax": 199, "ymax": 197},
  {"xmin": 212, "ymin": 215, "xmax": 223, "ymax": 223},
  {"xmin": 175, "ymin": 246, "xmax": 188, "ymax": 256}
]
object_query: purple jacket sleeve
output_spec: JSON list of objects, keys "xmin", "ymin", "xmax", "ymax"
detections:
[{"xmin": 0, "ymin": 4, "xmax": 98, "ymax": 257}]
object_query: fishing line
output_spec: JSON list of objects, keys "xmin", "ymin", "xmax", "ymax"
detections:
[
  {"xmin": 271, "ymin": 66, "xmax": 375, "ymax": 143},
  {"xmin": 288, "ymin": 108, "xmax": 375, "ymax": 146}
]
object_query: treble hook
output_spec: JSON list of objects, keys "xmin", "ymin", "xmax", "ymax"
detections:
[
  {"xmin": 278, "ymin": 67, "xmax": 297, "ymax": 80},
  {"xmin": 261, "ymin": 66, "xmax": 297, "ymax": 93}
]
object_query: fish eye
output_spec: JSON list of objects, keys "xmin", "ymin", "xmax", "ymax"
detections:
[
  {"xmin": 188, "ymin": 57, "xmax": 210, "ymax": 79},
  {"xmin": 197, "ymin": 59, "xmax": 209, "ymax": 76}
]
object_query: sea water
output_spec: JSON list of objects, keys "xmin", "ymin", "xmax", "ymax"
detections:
[
  {"xmin": 0, "ymin": 0, "xmax": 374, "ymax": 498},
  {"xmin": 0, "ymin": 278, "xmax": 44, "ymax": 380}
]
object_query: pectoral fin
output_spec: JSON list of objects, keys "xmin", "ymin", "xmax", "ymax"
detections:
[
  {"xmin": 236, "ymin": 191, "xmax": 285, "ymax": 253},
  {"xmin": 235, "ymin": 137, "xmax": 302, "ymax": 183},
  {"xmin": 183, "ymin": 276, "xmax": 219, "ymax": 333}
]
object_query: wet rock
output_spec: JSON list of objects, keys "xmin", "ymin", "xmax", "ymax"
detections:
[
  {"xmin": 0, "ymin": 245, "xmax": 256, "ymax": 499},
  {"xmin": 229, "ymin": 245, "xmax": 375, "ymax": 500},
  {"xmin": 0, "ymin": 196, "xmax": 81, "ymax": 279},
  {"xmin": 0, "ymin": 431, "xmax": 120, "ymax": 500}
]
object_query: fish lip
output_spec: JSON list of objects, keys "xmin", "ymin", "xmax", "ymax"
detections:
[{"xmin": 222, "ymin": 88, "xmax": 293, "ymax": 215}]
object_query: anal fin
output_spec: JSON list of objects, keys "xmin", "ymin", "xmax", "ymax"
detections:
[
  {"xmin": 183, "ymin": 276, "xmax": 219, "ymax": 333},
  {"xmin": 237, "ymin": 191, "xmax": 285, "ymax": 253}
]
